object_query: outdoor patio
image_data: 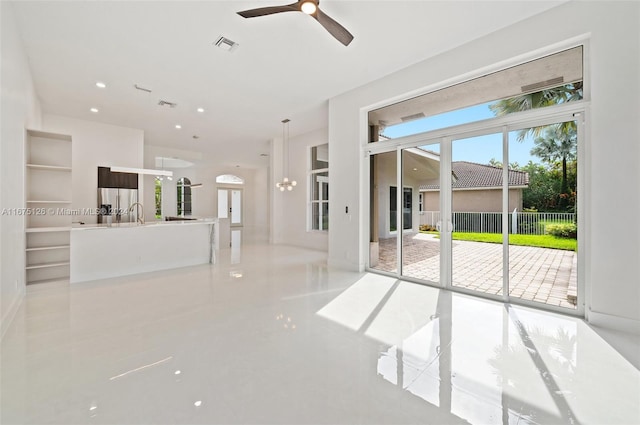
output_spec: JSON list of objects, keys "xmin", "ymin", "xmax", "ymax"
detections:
[{"xmin": 375, "ymin": 233, "xmax": 577, "ymax": 309}]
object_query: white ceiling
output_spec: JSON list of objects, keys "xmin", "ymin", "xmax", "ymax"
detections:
[{"xmin": 11, "ymin": 1, "xmax": 565, "ymax": 168}]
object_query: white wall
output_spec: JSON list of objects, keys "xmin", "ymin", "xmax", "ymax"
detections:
[
  {"xmin": 253, "ymin": 166, "xmax": 269, "ymax": 241},
  {"xmin": 42, "ymin": 115, "xmax": 144, "ymax": 225},
  {"xmin": 328, "ymin": 1, "xmax": 640, "ymax": 331},
  {"xmin": 0, "ymin": 2, "xmax": 43, "ymax": 337},
  {"xmin": 271, "ymin": 128, "xmax": 329, "ymax": 251}
]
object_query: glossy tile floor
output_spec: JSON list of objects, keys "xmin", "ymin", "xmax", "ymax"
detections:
[{"xmin": 2, "ymin": 237, "xmax": 639, "ymax": 424}]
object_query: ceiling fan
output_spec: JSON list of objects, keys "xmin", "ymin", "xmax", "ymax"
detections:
[{"xmin": 237, "ymin": 0, "xmax": 354, "ymax": 46}]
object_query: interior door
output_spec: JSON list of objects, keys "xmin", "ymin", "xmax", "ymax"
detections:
[
  {"xmin": 230, "ymin": 189, "xmax": 242, "ymax": 226},
  {"xmin": 218, "ymin": 188, "xmax": 243, "ymax": 226},
  {"xmin": 218, "ymin": 189, "xmax": 229, "ymax": 219}
]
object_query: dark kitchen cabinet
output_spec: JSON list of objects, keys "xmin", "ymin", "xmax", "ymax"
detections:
[{"xmin": 98, "ymin": 166, "xmax": 138, "ymax": 189}]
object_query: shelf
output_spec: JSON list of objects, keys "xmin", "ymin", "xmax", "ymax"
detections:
[
  {"xmin": 27, "ymin": 200, "xmax": 72, "ymax": 204},
  {"xmin": 26, "ymin": 227, "xmax": 72, "ymax": 233},
  {"xmin": 26, "ymin": 261, "xmax": 70, "ymax": 270},
  {"xmin": 26, "ymin": 245, "xmax": 70, "ymax": 252},
  {"xmin": 26, "ymin": 278, "xmax": 70, "ymax": 289},
  {"xmin": 26, "ymin": 129, "xmax": 72, "ymax": 142},
  {"xmin": 26, "ymin": 164, "xmax": 72, "ymax": 172}
]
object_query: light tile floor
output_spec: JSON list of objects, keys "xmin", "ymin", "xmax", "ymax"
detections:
[
  {"xmin": 2, "ymin": 241, "xmax": 638, "ymax": 424},
  {"xmin": 375, "ymin": 234, "xmax": 577, "ymax": 308}
]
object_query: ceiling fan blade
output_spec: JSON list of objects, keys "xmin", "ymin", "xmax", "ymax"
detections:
[
  {"xmin": 314, "ymin": 8, "xmax": 354, "ymax": 46},
  {"xmin": 237, "ymin": 3, "xmax": 299, "ymax": 18}
]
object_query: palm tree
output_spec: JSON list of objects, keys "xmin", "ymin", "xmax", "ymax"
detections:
[
  {"xmin": 489, "ymin": 82, "xmax": 583, "ymax": 141},
  {"xmin": 531, "ymin": 125, "xmax": 577, "ymax": 209},
  {"xmin": 489, "ymin": 82, "xmax": 581, "ymax": 210}
]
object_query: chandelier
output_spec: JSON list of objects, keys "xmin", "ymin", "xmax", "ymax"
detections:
[{"xmin": 276, "ymin": 118, "xmax": 297, "ymax": 192}]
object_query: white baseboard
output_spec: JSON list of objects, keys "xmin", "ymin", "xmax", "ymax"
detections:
[
  {"xmin": 1, "ymin": 291, "xmax": 24, "ymax": 341},
  {"xmin": 588, "ymin": 309, "xmax": 640, "ymax": 334}
]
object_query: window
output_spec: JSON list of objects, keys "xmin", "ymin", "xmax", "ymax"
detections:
[
  {"xmin": 216, "ymin": 174, "xmax": 244, "ymax": 185},
  {"xmin": 309, "ymin": 144, "xmax": 329, "ymax": 231},
  {"xmin": 177, "ymin": 177, "xmax": 192, "ymax": 216},
  {"xmin": 370, "ymin": 46, "xmax": 583, "ymax": 140},
  {"xmin": 155, "ymin": 177, "xmax": 162, "ymax": 219},
  {"xmin": 390, "ymin": 186, "xmax": 412, "ymax": 231}
]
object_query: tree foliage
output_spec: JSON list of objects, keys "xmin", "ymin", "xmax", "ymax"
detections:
[
  {"xmin": 488, "ymin": 82, "xmax": 581, "ymax": 212},
  {"xmin": 511, "ymin": 160, "xmax": 577, "ymax": 212},
  {"xmin": 531, "ymin": 124, "xmax": 577, "ymax": 209},
  {"xmin": 489, "ymin": 82, "xmax": 583, "ymax": 141}
]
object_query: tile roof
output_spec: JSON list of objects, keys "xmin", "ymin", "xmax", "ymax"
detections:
[{"xmin": 420, "ymin": 161, "xmax": 529, "ymax": 190}]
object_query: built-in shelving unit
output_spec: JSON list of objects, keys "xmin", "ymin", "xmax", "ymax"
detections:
[
  {"xmin": 26, "ymin": 245, "xmax": 71, "ymax": 252},
  {"xmin": 26, "ymin": 164, "xmax": 72, "ymax": 172},
  {"xmin": 25, "ymin": 129, "xmax": 72, "ymax": 285}
]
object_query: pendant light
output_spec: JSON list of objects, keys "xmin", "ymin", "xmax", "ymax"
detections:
[{"xmin": 276, "ymin": 118, "xmax": 297, "ymax": 192}]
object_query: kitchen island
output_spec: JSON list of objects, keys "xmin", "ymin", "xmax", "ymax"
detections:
[{"xmin": 70, "ymin": 218, "xmax": 228, "ymax": 283}]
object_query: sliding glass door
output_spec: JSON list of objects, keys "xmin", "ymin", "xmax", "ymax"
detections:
[
  {"xmin": 368, "ymin": 116, "xmax": 582, "ymax": 315},
  {"xmin": 401, "ymin": 145, "xmax": 441, "ymax": 284},
  {"xmin": 369, "ymin": 151, "xmax": 397, "ymax": 275},
  {"xmin": 507, "ymin": 121, "xmax": 578, "ymax": 309},
  {"xmin": 450, "ymin": 132, "xmax": 504, "ymax": 297}
]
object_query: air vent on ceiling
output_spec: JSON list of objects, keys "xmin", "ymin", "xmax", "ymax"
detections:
[
  {"xmin": 401, "ymin": 112, "xmax": 426, "ymax": 122},
  {"xmin": 134, "ymin": 84, "xmax": 152, "ymax": 93},
  {"xmin": 158, "ymin": 100, "xmax": 177, "ymax": 108},
  {"xmin": 521, "ymin": 76, "xmax": 565, "ymax": 93},
  {"xmin": 214, "ymin": 36, "xmax": 239, "ymax": 52}
]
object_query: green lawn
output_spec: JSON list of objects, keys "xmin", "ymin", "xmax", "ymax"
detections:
[{"xmin": 424, "ymin": 231, "xmax": 576, "ymax": 251}]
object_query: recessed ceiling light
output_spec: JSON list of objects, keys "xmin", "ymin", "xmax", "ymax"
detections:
[
  {"xmin": 175, "ymin": 125, "xmax": 182, "ymax": 129},
  {"xmin": 95, "ymin": 81, "xmax": 106, "ymax": 88},
  {"xmin": 413, "ymin": 168, "xmax": 418, "ymax": 171},
  {"xmin": 197, "ymin": 108, "xmax": 205, "ymax": 113},
  {"xmin": 90, "ymin": 107, "xmax": 99, "ymax": 113}
]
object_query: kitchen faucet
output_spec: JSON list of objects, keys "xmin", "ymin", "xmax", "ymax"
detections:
[{"xmin": 129, "ymin": 202, "xmax": 144, "ymax": 224}]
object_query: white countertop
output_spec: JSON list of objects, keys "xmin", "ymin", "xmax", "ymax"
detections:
[{"xmin": 71, "ymin": 218, "xmax": 216, "ymax": 230}]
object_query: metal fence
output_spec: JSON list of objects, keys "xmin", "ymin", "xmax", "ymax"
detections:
[{"xmin": 419, "ymin": 211, "xmax": 575, "ymax": 235}]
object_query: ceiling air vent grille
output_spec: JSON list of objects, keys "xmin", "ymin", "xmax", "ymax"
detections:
[
  {"xmin": 158, "ymin": 100, "xmax": 177, "ymax": 108},
  {"xmin": 134, "ymin": 84, "xmax": 152, "ymax": 93},
  {"xmin": 401, "ymin": 112, "xmax": 426, "ymax": 122},
  {"xmin": 521, "ymin": 76, "xmax": 565, "ymax": 93},
  {"xmin": 214, "ymin": 36, "xmax": 239, "ymax": 52}
]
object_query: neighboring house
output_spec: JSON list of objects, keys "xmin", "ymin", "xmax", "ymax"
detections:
[
  {"xmin": 373, "ymin": 149, "xmax": 528, "ymax": 239},
  {"xmin": 421, "ymin": 161, "xmax": 529, "ymax": 213}
]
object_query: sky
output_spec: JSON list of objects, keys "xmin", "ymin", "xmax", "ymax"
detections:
[{"xmin": 382, "ymin": 101, "xmax": 540, "ymax": 167}]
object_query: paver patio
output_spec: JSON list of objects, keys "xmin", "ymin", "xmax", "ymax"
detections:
[{"xmin": 374, "ymin": 233, "xmax": 576, "ymax": 309}]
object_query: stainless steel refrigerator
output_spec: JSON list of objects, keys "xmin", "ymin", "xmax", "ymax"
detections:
[{"xmin": 98, "ymin": 188, "xmax": 138, "ymax": 223}]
